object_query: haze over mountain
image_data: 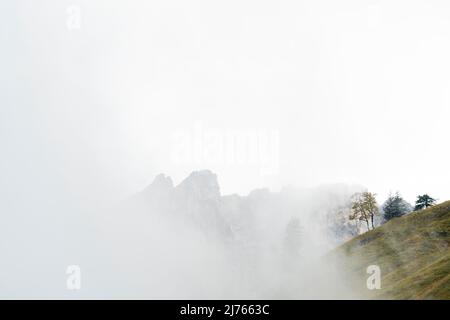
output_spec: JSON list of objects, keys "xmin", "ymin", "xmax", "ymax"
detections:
[
  {"xmin": 2, "ymin": 1, "xmax": 450, "ymax": 300},
  {"xmin": 84, "ymin": 170, "xmax": 365, "ymax": 298},
  {"xmin": 128, "ymin": 170, "xmax": 364, "ymax": 245}
]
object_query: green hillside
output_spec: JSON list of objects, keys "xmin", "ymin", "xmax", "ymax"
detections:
[{"xmin": 333, "ymin": 200, "xmax": 450, "ymax": 299}]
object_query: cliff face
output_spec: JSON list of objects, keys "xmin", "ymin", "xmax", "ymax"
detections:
[
  {"xmin": 131, "ymin": 171, "xmax": 364, "ymax": 248},
  {"xmin": 98, "ymin": 171, "xmax": 368, "ymax": 299}
]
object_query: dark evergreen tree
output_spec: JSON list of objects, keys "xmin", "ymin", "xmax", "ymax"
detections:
[
  {"xmin": 284, "ymin": 218, "xmax": 302, "ymax": 257},
  {"xmin": 414, "ymin": 194, "xmax": 436, "ymax": 211},
  {"xmin": 382, "ymin": 192, "xmax": 412, "ymax": 222}
]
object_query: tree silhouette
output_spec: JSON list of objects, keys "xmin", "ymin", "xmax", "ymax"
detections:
[
  {"xmin": 350, "ymin": 192, "xmax": 379, "ymax": 231},
  {"xmin": 284, "ymin": 217, "xmax": 302, "ymax": 257},
  {"xmin": 382, "ymin": 192, "xmax": 412, "ymax": 221},
  {"xmin": 414, "ymin": 194, "xmax": 436, "ymax": 211}
]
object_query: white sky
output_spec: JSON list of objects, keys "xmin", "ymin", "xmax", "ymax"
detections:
[{"xmin": 1, "ymin": 0, "xmax": 449, "ymax": 206}]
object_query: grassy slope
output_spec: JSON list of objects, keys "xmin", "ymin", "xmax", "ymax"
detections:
[{"xmin": 332, "ymin": 200, "xmax": 450, "ymax": 299}]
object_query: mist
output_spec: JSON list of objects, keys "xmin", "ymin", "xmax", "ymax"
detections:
[
  {"xmin": 1, "ymin": 167, "xmax": 364, "ymax": 299},
  {"xmin": 1, "ymin": 1, "xmax": 449, "ymax": 299},
  {"xmin": 85, "ymin": 172, "xmax": 363, "ymax": 299}
]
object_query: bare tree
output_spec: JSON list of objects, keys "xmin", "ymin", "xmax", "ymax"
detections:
[{"xmin": 350, "ymin": 192, "xmax": 379, "ymax": 231}]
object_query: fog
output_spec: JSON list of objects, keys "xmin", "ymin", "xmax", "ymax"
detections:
[
  {"xmin": 1, "ymin": 1, "xmax": 449, "ymax": 298},
  {"xmin": 1, "ymin": 170, "xmax": 364, "ymax": 299}
]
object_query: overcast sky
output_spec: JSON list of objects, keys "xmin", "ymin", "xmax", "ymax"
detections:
[{"xmin": 1, "ymin": 0, "xmax": 449, "ymax": 207}]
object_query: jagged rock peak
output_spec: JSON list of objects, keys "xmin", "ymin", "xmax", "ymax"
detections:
[
  {"xmin": 147, "ymin": 173, "xmax": 173, "ymax": 191},
  {"xmin": 248, "ymin": 188, "xmax": 271, "ymax": 198},
  {"xmin": 176, "ymin": 170, "xmax": 221, "ymax": 199}
]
